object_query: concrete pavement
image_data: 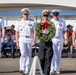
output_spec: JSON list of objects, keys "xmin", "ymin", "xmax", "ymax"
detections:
[{"xmin": 0, "ymin": 57, "xmax": 76, "ymax": 75}]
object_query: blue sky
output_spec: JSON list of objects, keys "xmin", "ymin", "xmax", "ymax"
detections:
[{"xmin": 0, "ymin": 9, "xmax": 76, "ymax": 16}]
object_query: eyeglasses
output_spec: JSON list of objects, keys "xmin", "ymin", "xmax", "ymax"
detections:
[{"xmin": 43, "ymin": 15, "xmax": 48, "ymax": 17}]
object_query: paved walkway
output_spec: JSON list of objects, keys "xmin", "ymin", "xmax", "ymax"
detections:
[{"xmin": 0, "ymin": 57, "xmax": 76, "ymax": 75}]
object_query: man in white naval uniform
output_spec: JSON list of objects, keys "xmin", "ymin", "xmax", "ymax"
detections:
[
  {"xmin": 72, "ymin": 23, "xmax": 76, "ymax": 47},
  {"xmin": 50, "ymin": 10, "xmax": 68, "ymax": 75},
  {"xmin": 15, "ymin": 8, "xmax": 36, "ymax": 75},
  {"xmin": 0, "ymin": 18, "xmax": 5, "ymax": 52}
]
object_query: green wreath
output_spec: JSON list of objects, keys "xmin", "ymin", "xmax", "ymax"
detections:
[{"xmin": 36, "ymin": 20, "xmax": 56, "ymax": 42}]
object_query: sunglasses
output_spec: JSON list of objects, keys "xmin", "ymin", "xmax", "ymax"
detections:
[
  {"xmin": 23, "ymin": 14, "xmax": 28, "ymax": 15},
  {"xmin": 43, "ymin": 15, "xmax": 48, "ymax": 17}
]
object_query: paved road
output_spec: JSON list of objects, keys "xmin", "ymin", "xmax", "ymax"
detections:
[{"xmin": 0, "ymin": 57, "xmax": 76, "ymax": 75}]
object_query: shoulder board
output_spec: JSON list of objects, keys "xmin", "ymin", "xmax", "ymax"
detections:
[{"xmin": 18, "ymin": 18, "xmax": 22, "ymax": 21}]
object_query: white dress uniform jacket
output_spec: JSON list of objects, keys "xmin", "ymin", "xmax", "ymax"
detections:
[
  {"xmin": 15, "ymin": 18, "xmax": 36, "ymax": 74},
  {"xmin": 15, "ymin": 19, "xmax": 35, "ymax": 43}
]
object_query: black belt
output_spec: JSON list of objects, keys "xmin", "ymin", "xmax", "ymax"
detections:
[
  {"xmin": 25, "ymin": 36, "xmax": 29, "ymax": 38},
  {"xmin": 21, "ymin": 36, "xmax": 30, "ymax": 38}
]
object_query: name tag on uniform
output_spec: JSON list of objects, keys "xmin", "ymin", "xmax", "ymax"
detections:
[{"xmin": 28, "ymin": 24, "xmax": 32, "ymax": 26}]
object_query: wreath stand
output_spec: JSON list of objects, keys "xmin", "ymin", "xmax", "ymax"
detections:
[{"xmin": 29, "ymin": 56, "xmax": 43, "ymax": 75}]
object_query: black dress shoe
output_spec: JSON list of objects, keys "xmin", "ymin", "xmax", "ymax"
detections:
[
  {"xmin": 12, "ymin": 55, "xmax": 15, "ymax": 58},
  {"xmin": 11, "ymin": 54, "xmax": 15, "ymax": 58},
  {"xmin": 5, "ymin": 54, "xmax": 9, "ymax": 58}
]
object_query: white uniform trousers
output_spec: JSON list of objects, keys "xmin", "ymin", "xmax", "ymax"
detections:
[
  {"xmin": 50, "ymin": 38, "xmax": 63, "ymax": 73},
  {"xmin": 19, "ymin": 42, "xmax": 32, "ymax": 73}
]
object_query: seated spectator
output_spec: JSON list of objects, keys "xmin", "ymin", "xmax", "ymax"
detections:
[
  {"xmin": 67, "ymin": 25, "xmax": 74, "ymax": 58},
  {"xmin": 10, "ymin": 25, "xmax": 16, "ymax": 58},
  {"xmin": 1, "ymin": 29, "xmax": 16, "ymax": 58},
  {"xmin": 11, "ymin": 25, "xmax": 21, "ymax": 56}
]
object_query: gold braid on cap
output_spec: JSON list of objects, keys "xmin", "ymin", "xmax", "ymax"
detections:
[{"xmin": 42, "ymin": 9, "xmax": 50, "ymax": 16}]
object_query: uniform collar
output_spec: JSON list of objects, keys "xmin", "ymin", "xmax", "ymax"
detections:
[
  {"xmin": 22, "ymin": 18, "xmax": 30, "ymax": 21},
  {"xmin": 53, "ymin": 18, "xmax": 60, "ymax": 21}
]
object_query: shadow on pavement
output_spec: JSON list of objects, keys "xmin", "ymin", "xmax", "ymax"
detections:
[
  {"xmin": 61, "ymin": 70, "xmax": 76, "ymax": 74},
  {"xmin": 0, "ymin": 70, "xmax": 19, "ymax": 73}
]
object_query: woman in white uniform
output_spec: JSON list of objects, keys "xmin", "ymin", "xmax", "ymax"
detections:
[{"xmin": 15, "ymin": 8, "xmax": 36, "ymax": 75}]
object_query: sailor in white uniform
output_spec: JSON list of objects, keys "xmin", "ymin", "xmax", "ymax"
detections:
[
  {"xmin": 72, "ymin": 23, "xmax": 76, "ymax": 47},
  {"xmin": 15, "ymin": 8, "xmax": 36, "ymax": 75},
  {"xmin": 0, "ymin": 17, "xmax": 5, "ymax": 51},
  {"xmin": 50, "ymin": 10, "xmax": 68, "ymax": 74}
]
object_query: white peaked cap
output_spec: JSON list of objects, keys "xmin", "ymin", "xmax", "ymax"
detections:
[
  {"xmin": 51, "ymin": 9, "xmax": 60, "ymax": 12},
  {"xmin": 21, "ymin": 8, "xmax": 30, "ymax": 12}
]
